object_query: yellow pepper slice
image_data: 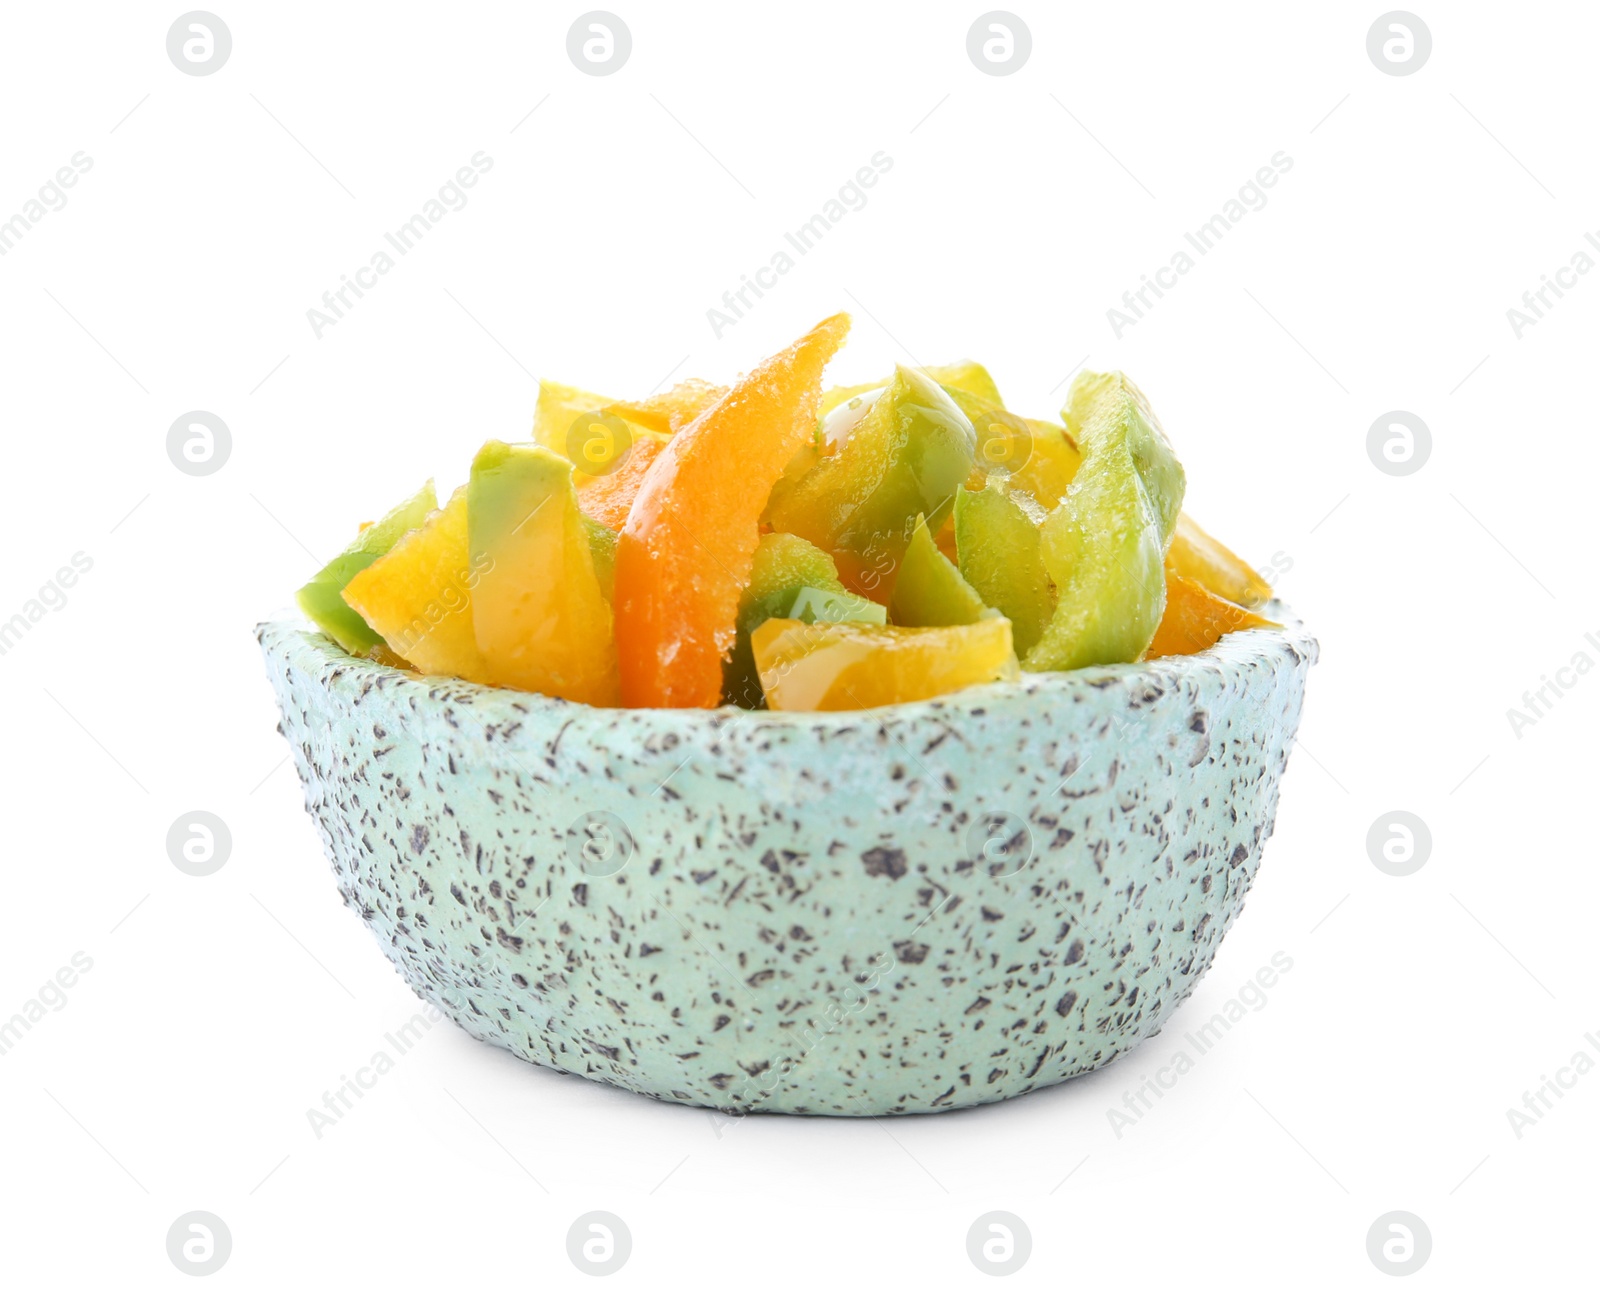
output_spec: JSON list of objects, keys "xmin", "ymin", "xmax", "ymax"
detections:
[{"xmin": 753, "ymin": 617, "xmax": 1017, "ymax": 711}]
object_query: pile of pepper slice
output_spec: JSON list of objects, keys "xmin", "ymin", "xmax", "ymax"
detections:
[{"xmin": 298, "ymin": 315, "xmax": 1278, "ymax": 711}]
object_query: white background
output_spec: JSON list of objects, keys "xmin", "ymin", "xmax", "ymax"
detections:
[{"xmin": 1, "ymin": 1, "xmax": 1595, "ymax": 1283}]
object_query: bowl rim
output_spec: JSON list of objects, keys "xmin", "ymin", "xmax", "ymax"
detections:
[{"xmin": 258, "ymin": 601, "xmax": 1315, "ymax": 733}]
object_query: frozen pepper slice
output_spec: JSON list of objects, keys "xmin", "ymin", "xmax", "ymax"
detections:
[
  {"xmin": 889, "ymin": 514, "xmax": 989, "ymax": 627},
  {"xmin": 1025, "ymin": 371, "xmax": 1185, "ymax": 671},
  {"xmin": 955, "ymin": 478, "xmax": 1054, "ymax": 656},
  {"xmin": 604, "ymin": 379, "xmax": 727, "ymax": 435},
  {"xmin": 753, "ymin": 618, "xmax": 1017, "ymax": 712},
  {"xmin": 575, "ymin": 436, "xmax": 666, "ymax": 533},
  {"xmin": 297, "ymin": 480, "xmax": 436, "ymax": 655},
  {"xmin": 767, "ymin": 365, "xmax": 975, "ymax": 601},
  {"xmin": 469, "ymin": 441, "xmax": 618, "ymax": 705},
  {"xmin": 819, "ymin": 361, "xmax": 1002, "ymax": 421},
  {"xmin": 1165, "ymin": 512, "xmax": 1272, "ymax": 609},
  {"xmin": 724, "ymin": 532, "xmax": 883, "ymax": 708},
  {"xmin": 614, "ymin": 313, "xmax": 852, "ymax": 708},
  {"xmin": 342, "ymin": 487, "xmax": 490, "ymax": 683},
  {"xmin": 1146, "ymin": 569, "xmax": 1277, "ymax": 658}
]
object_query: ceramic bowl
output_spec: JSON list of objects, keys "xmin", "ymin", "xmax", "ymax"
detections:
[{"xmin": 258, "ymin": 609, "xmax": 1315, "ymax": 1115}]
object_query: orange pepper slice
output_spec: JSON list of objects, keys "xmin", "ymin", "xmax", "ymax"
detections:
[
  {"xmin": 1146, "ymin": 569, "xmax": 1278, "ymax": 658},
  {"xmin": 575, "ymin": 436, "xmax": 665, "ymax": 533},
  {"xmin": 604, "ymin": 379, "xmax": 727, "ymax": 435},
  {"xmin": 1165, "ymin": 512, "xmax": 1273, "ymax": 608},
  {"xmin": 615, "ymin": 314, "xmax": 851, "ymax": 708}
]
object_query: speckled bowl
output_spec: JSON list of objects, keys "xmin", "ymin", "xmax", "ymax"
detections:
[{"xmin": 258, "ymin": 609, "xmax": 1315, "ymax": 1115}]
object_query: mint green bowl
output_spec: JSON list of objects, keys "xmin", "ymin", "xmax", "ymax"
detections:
[{"xmin": 259, "ymin": 608, "xmax": 1314, "ymax": 1115}]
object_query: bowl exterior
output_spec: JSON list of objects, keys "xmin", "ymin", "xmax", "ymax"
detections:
[{"xmin": 258, "ymin": 614, "xmax": 1315, "ymax": 1115}]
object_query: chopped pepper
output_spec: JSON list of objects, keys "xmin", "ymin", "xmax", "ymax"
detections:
[
  {"xmin": 614, "ymin": 313, "xmax": 852, "ymax": 708},
  {"xmin": 1146, "ymin": 569, "xmax": 1277, "ymax": 658},
  {"xmin": 767, "ymin": 364, "xmax": 976, "ymax": 600},
  {"xmin": 1025, "ymin": 371, "xmax": 1185, "ymax": 671},
  {"xmin": 753, "ymin": 617, "xmax": 1017, "ymax": 711},
  {"xmin": 468, "ymin": 442, "xmax": 618, "ymax": 705}
]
